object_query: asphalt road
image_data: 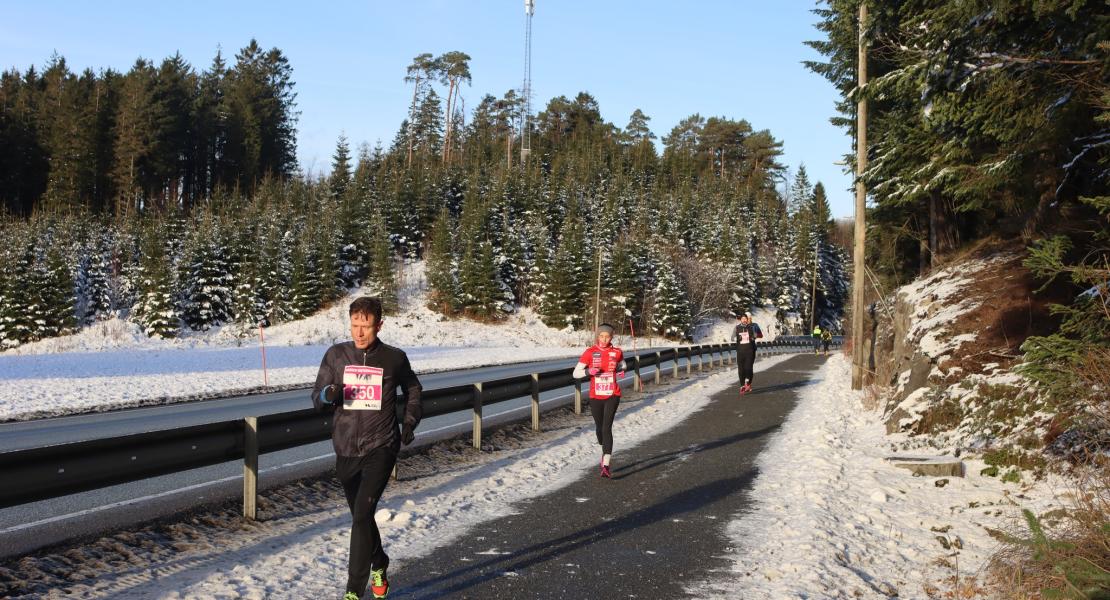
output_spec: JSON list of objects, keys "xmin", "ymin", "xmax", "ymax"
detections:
[
  {"xmin": 0, "ymin": 343, "xmax": 818, "ymax": 559},
  {"xmin": 0, "ymin": 350, "xmax": 679, "ymax": 557},
  {"xmin": 387, "ymin": 353, "xmax": 826, "ymax": 599}
]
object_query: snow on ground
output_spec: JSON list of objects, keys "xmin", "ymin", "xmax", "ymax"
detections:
[
  {"xmin": 0, "ymin": 264, "xmax": 566, "ymax": 421},
  {"xmin": 691, "ymin": 306, "xmax": 783, "ymax": 344},
  {"xmin": 0, "ymin": 261, "xmax": 774, "ymax": 421},
  {"xmin": 701, "ymin": 355, "xmax": 1066, "ymax": 600},
  {"xmin": 896, "ymin": 253, "xmax": 1013, "ymax": 361},
  {"xmin": 3, "ymin": 355, "xmax": 796, "ymax": 599},
  {"xmin": 2, "ymin": 347, "xmax": 1067, "ymax": 599}
]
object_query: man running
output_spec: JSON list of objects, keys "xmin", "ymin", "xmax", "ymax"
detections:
[
  {"xmin": 573, "ymin": 323, "xmax": 627, "ymax": 478},
  {"xmin": 821, "ymin": 328, "xmax": 833, "ymax": 356},
  {"xmin": 733, "ymin": 313, "xmax": 763, "ymax": 394},
  {"xmin": 812, "ymin": 324, "xmax": 823, "ymax": 355},
  {"xmin": 313, "ymin": 296, "xmax": 422, "ymax": 600}
]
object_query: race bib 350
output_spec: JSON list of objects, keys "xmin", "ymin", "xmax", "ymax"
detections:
[{"xmin": 343, "ymin": 365, "xmax": 383, "ymax": 411}]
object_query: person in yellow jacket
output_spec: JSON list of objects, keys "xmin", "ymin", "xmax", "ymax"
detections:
[{"xmin": 812, "ymin": 325, "xmax": 822, "ymax": 354}]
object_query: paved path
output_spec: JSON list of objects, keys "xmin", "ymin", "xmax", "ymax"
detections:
[{"xmin": 389, "ymin": 353, "xmax": 826, "ymax": 599}]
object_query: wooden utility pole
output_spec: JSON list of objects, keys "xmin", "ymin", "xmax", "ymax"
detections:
[
  {"xmin": 810, "ymin": 241, "xmax": 819, "ymax": 332},
  {"xmin": 851, "ymin": 1, "xmax": 869, "ymax": 390}
]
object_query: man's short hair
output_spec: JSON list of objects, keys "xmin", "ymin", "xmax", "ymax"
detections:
[{"xmin": 349, "ymin": 296, "xmax": 383, "ymax": 324}]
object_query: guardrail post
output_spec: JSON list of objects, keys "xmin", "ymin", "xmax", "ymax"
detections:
[
  {"xmin": 671, "ymin": 351, "xmax": 678, "ymax": 379},
  {"xmin": 472, "ymin": 382, "xmax": 483, "ymax": 450},
  {"xmin": 655, "ymin": 351, "xmax": 662, "ymax": 384},
  {"xmin": 243, "ymin": 416, "xmax": 258, "ymax": 520},
  {"xmin": 530, "ymin": 373, "xmax": 541, "ymax": 432},
  {"xmin": 633, "ymin": 355, "xmax": 643, "ymax": 392},
  {"xmin": 698, "ymin": 347, "xmax": 704, "ymax": 373},
  {"xmin": 686, "ymin": 347, "xmax": 692, "ymax": 378},
  {"xmin": 574, "ymin": 380, "xmax": 583, "ymax": 415}
]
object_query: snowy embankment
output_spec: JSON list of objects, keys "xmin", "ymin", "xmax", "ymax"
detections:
[
  {"xmin": 0, "ymin": 261, "xmax": 778, "ymax": 422},
  {"xmin": 702, "ymin": 355, "xmax": 1066, "ymax": 599},
  {"xmin": 2, "ymin": 355, "xmax": 795, "ymax": 599}
]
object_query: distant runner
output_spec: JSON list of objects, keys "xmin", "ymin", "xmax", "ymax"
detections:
[
  {"xmin": 312, "ymin": 296, "xmax": 422, "ymax": 600},
  {"xmin": 812, "ymin": 324, "xmax": 823, "ymax": 355},
  {"xmin": 733, "ymin": 313, "xmax": 763, "ymax": 394},
  {"xmin": 821, "ymin": 328, "xmax": 833, "ymax": 356},
  {"xmin": 573, "ymin": 323, "xmax": 627, "ymax": 478}
]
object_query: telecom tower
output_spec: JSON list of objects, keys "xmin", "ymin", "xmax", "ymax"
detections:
[{"xmin": 520, "ymin": 0, "xmax": 534, "ymax": 163}]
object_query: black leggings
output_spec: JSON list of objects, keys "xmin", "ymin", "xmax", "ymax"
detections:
[
  {"xmin": 737, "ymin": 348, "xmax": 755, "ymax": 385},
  {"xmin": 590, "ymin": 396, "xmax": 620, "ymax": 454},
  {"xmin": 336, "ymin": 446, "xmax": 398, "ymax": 595}
]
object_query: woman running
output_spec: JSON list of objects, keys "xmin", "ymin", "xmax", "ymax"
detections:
[{"xmin": 573, "ymin": 323, "xmax": 627, "ymax": 478}]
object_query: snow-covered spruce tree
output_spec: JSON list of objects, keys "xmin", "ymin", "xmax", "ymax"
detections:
[
  {"xmin": 179, "ymin": 218, "xmax": 232, "ymax": 331},
  {"xmin": 313, "ymin": 219, "xmax": 344, "ymax": 306},
  {"xmin": 457, "ymin": 236, "xmax": 502, "ymax": 320},
  {"xmin": 385, "ymin": 172, "xmax": 424, "ymax": 259},
  {"xmin": 272, "ymin": 229, "xmax": 297, "ymax": 322},
  {"xmin": 425, "ymin": 208, "xmax": 460, "ymax": 314},
  {"xmin": 652, "ymin": 258, "xmax": 692, "ymax": 340},
  {"xmin": 113, "ymin": 220, "xmax": 144, "ymax": 316},
  {"xmin": 78, "ymin": 229, "xmax": 114, "ymax": 324},
  {"xmin": 132, "ymin": 227, "xmax": 179, "ymax": 339},
  {"xmin": 608, "ymin": 240, "xmax": 646, "ymax": 330},
  {"xmin": 499, "ymin": 217, "xmax": 528, "ymax": 305},
  {"xmin": 365, "ymin": 213, "xmax": 398, "ymax": 313},
  {"xmin": 0, "ymin": 241, "xmax": 11, "ymax": 348},
  {"xmin": 286, "ymin": 237, "xmax": 321, "ymax": 320},
  {"xmin": 329, "ymin": 133, "xmax": 352, "ymax": 201},
  {"xmin": 0, "ymin": 239, "xmax": 38, "ymax": 347},
  {"xmin": 816, "ymin": 241, "xmax": 850, "ymax": 330},
  {"xmin": 725, "ymin": 228, "xmax": 759, "ymax": 316},
  {"xmin": 522, "ymin": 211, "xmax": 552, "ymax": 308},
  {"xmin": 38, "ymin": 242, "xmax": 77, "ymax": 338},
  {"xmin": 456, "ymin": 199, "xmax": 504, "ymax": 319},
  {"xmin": 773, "ymin": 225, "xmax": 803, "ymax": 331},
  {"xmin": 539, "ymin": 209, "xmax": 589, "ymax": 330}
]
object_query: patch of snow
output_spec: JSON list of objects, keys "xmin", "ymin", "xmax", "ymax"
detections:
[{"xmin": 700, "ymin": 355, "xmax": 1066, "ymax": 599}]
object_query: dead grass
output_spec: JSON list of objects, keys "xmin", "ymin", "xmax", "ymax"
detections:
[{"xmin": 988, "ymin": 351, "xmax": 1110, "ymax": 599}]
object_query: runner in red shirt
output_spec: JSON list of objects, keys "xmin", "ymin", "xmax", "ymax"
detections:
[{"xmin": 572, "ymin": 323, "xmax": 627, "ymax": 478}]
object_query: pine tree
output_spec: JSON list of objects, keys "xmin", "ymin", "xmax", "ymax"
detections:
[
  {"xmin": 652, "ymin": 259, "xmax": 692, "ymax": 339},
  {"xmin": 1, "ymin": 240, "xmax": 38, "ymax": 347},
  {"xmin": 132, "ymin": 227, "xmax": 179, "ymax": 338},
  {"xmin": 539, "ymin": 209, "xmax": 589, "ymax": 329},
  {"xmin": 425, "ymin": 208, "xmax": 459, "ymax": 314},
  {"xmin": 774, "ymin": 226, "xmax": 803, "ymax": 331},
  {"xmin": 366, "ymin": 214, "xmax": 398, "ymax": 313},
  {"xmin": 286, "ymin": 236, "xmax": 320, "ymax": 319},
  {"xmin": 179, "ymin": 219, "xmax": 232, "ymax": 331},
  {"xmin": 329, "ymin": 133, "xmax": 352, "ymax": 200},
  {"xmin": 457, "ymin": 236, "xmax": 501, "ymax": 319},
  {"xmin": 79, "ymin": 230, "xmax": 114, "ymax": 323},
  {"xmin": 38, "ymin": 243, "xmax": 77, "ymax": 337}
]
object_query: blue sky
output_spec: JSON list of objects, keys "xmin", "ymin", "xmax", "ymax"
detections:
[{"xmin": 3, "ymin": 1, "xmax": 855, "ymax": 217}]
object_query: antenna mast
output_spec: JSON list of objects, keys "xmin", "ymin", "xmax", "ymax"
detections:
[{"xmin": 520, "ymin": 0, "xmax": 534, "ymax": 164}]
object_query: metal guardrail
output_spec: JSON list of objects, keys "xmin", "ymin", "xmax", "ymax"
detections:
[{"xmin": 0, "ymin": 338, "xmax": 840, "ymax": 515}]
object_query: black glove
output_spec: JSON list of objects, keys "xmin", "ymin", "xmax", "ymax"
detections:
[
  {"xmin": 324, "ymin": 384, "xmax": 343, "ymax": 405},
  {"xmin": 401, "ymin": 424, "xmax": 415, "ymax": 446}
]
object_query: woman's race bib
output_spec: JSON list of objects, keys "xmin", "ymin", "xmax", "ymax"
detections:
[
  {"xmin": 738, "ymin": 331, "xmax": 751, "ymax": 344},
  {"xmin": 594, "ymin": 372, "xmax": 615, "ymax": 398},
  {"xmin": 343, "ymin": 365, "xmax": 383, "ymax": 410}
]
